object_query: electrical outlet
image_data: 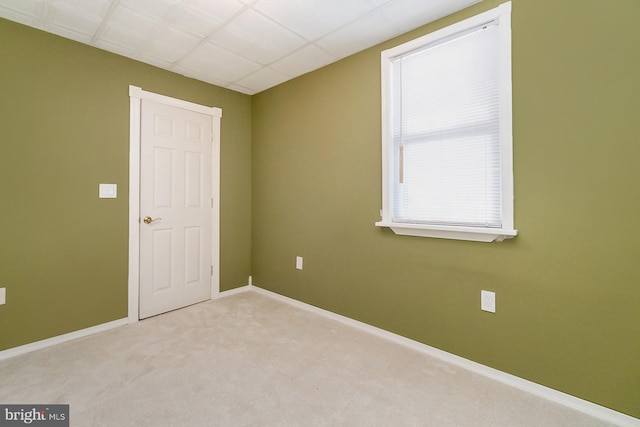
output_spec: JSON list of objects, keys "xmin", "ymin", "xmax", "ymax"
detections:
[
  {"xmin": 481, "ymin": 290, "xmax": 495, "ymax": 313},
  {"xmin": 296, "ymin": 256, "xmax": 303, "ymax": 270},
  {"xmin": 0, "ymin": 287, "xmax": 6, "ymax": 305}
]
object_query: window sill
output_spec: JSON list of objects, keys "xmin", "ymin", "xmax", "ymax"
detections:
[{"xmin": 375, "ymin": 221, "xmax": 517, "ymax": 242}]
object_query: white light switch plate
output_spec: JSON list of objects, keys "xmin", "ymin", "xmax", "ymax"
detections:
[
  {"xmin": 0, "ymin": 288, "xmax": 5, "ymax": 305},
  {"xmin": 296, "ymin": 256, "xmax": 303, "ymax": 270},
  {"xmin": 481, "ymin": 290, "xmax": 496, "ymax": 313},
  {"xmin": 99, "ymin": 183, "xmax": 117, "ymax": 198}
]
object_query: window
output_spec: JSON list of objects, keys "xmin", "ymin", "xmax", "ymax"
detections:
[{"xmin": 376, "ymin": 2, "xmax": 516, "ymax": 242}]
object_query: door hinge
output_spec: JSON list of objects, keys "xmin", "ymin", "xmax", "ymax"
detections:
[
  {"xmin": 211, "ymin": 197, "xmax": 213, "ymax": 208},
  {"xmin": 210, "ymin": 265, "xmax": 213, "ymax": 276}
]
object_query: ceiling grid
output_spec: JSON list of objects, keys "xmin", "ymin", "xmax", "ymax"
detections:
[{"xmin": 0, "ymin": 0, "xmax": 480, "ymax": 94}]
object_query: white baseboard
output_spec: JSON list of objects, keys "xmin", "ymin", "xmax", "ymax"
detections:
[
  {"xmin": 0, "ymin": 318, "xmax": 128, "ymax": 362},
  {"xmin": 0, "ymin": 285, "xmax": 250, "ymax": 361},
  {"xmin": 218, "ymin": 284, "xmax": 252, "ymax": 298},
  {"xmin": 249, "ymin": 285, "xmax": 640, "ymax": 427},
  {"xmin": 1, "ymin": 286, "xmax": 636, "ymax": 425}
]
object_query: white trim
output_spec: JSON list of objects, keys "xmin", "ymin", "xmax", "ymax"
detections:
[
  {"xmin": 249, "ymin": 285, "xmax": 640, "ymax": 426},
  {"xmin": 1, "ymin": 286, "xmax": 637, "ymax": 424},
  {"xmin": 128, "ymin": 86, "xmax": 222, "ymax": 117},
  {"xmin": 128, "ymin": 85, "xmax": 222, "ymax": 323},
  {"xmin": 128, "ymin": 90, "xmax": 141, "ymax": 323},
  {"xmin": 377, "ymin": 2, "xmax": 516, "ymax": 242},
  {"xmin": 210, "ymin": 105, "xmax": 221, "ymax": 300},
  {"xmin": 375, "ymin": 221, "xmax": 517, "ymax": 242},
  {"xmin": 217, "ymin": 285, "xmax": 252, "ymax": 298},
  {"xmin": 498, "ymin": 2, "xmax": 515, "ymax": 231},
  {"xmin": 0, "ymin": 319, "xmax": 128, "ymax": 361}
]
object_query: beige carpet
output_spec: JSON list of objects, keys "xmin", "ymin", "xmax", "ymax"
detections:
[{"xmin": 0, "ymin": 290, "xmax": 618, "ymax": 426}]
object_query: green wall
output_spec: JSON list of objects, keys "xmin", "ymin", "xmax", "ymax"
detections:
[
  {"xmin": 0, "ymin": 19, "xmax": 252, "ymax": 350},
  {"xmin": 252, "ymin": 0, "xmax": 640, "ymax": 418},
  {"xmin": 1, "ymin": 0, "xmax": 639, "ymax": 419}
]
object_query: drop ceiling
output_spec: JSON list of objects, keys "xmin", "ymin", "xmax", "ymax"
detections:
[{"xmin": 0, "ymin": 0, "xmax": 481, "ymax": 95}]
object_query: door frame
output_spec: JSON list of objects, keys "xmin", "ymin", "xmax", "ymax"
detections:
[{"xmin": 128, "ymin": 85, "xmax": 222, "ymax": 324}]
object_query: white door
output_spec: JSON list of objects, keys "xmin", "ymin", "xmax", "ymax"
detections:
[{"xmin": 139, "ymin": 99, "xmax": 213, "ymax": 319}]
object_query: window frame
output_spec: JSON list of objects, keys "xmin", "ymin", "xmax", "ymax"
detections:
[{"xmin": 375, "ymin": 2, "xmax": 516, "ymax": 243}]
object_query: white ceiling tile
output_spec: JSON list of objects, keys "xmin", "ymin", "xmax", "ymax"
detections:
[
  {"xmin": 171, "ymin": 1, "xmax": 243, "ymax": 38},
  {"xmin": 186, "ymin": 0, "xmax": 244, "ymax": 20},
  {"xmin": 0, "ymin": 6, "xmax": 41, "ymax": 28},
  {"xmin": 98, "ymin": 24, "xmax": 148, "ymax": 52},
  {"xmin": 270, "ymin": 44, "xmax": 336, "ymax": 77},
  {"xmin": 172, "ymin": 65, "xmax": 232, "ymax": 86},
  {"xmin": 107, "ymin": 6, "xmax": 163, "ymax": 39},
  {"xmin": 254, "ymin": 0, "xmax": 372, "ymax": 41},
  {"xmin": 0, "ymin": 0, "xmax": 483, "ymax": 94},
  {"xmin": 95, "ymin": 38, "xmax": 138, "ymax": 58},
  {"xmin": 139, "ymin": 54, "xmax": 175, "ymax": 69},
  {"xmin": 226, "ymin": 83, "xmax": 255, "ymax": 95},
  {"xmin": 50, "ymin": 0, "xmax": 112, "ymax": 18},
  {"xmin": 119, "ymin": 0, "xmax": 182, "ymax": 22},
  {"xmin": 210, "ymin": 9, "xmax": 305, "ymax": 64},
  {"xmin": 170, "ymin": 8, "xmax": 220, "ymax": 38},
  {"xmin": 235, "ymin": 66, "xmax": 290, "ymax": 93},
  {"xmin": 48, "ymin": 3, "xmax": 102, "ymax": 35},
  {"xmin": 145, "ymin": 26, "xmax": 200, "ymax": 62},
  {"xmin": 45, "ymin": 24, "xmax": 93, "ymax": 43},
  {"xmin": 0, "ymin": 0, "xmax": 42, "ymax": 18},
  {"xmin": 379, "ymin": 0, "xmax": 479, "ymax": 34},
  {"xmin": 316, "ymin": 10, "xmax": 399, "ymax": 59},
  {"xmin": 365, "ymin": 0, "xmax": 394, "ymax": 8},
  {"xmin": 178, "ymin": 41, "xmax": 262, "ymax": 82},
  {"xmin": 199, "ymin": 74, "xmax": 233, "ymax": 88}
]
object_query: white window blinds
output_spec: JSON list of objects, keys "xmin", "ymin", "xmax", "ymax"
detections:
[{"xmin": 391, "ymin": 21, "xmax": 503, "ymax": 228}]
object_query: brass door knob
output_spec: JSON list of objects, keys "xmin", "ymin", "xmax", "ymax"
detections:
[{"xmin": 143, "ymin": 216, "xmax": 161, "ymax": 224}]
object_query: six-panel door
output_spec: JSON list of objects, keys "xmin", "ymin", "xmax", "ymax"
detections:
[{"xmin": 139, "ymin": 99, "xmax": 213, "ymax": 319}]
